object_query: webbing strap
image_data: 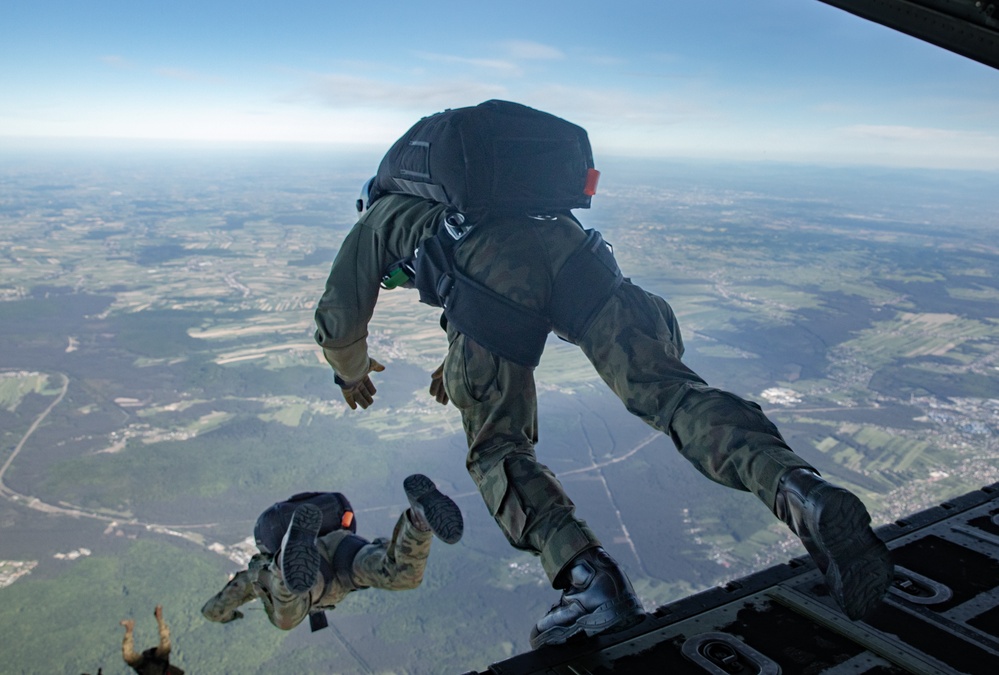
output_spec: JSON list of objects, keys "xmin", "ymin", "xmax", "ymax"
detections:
[
  {"xmin": 445, "ymin": 268, "xmax": 551, "ymax": 367},
  {"xmin": 308, "ymin": 530, "xmax": 368, "ymax": 633},
  {"xmin": 331, "ymin": 533, "xmax": 370, "ymax": 592},
  {"xmin": 308, "ymin": 610, "xmax": 329, "ymax": 632},
  {"xmin": 413, "ymin": 216, "xmax": 621, "ymax": 367},
  {"xmin": 550, "ymin": 229, "xmax": 623, "ymax": 343}
]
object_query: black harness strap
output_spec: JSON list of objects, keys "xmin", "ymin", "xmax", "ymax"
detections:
[
  {"xmin": 446, "ymin": 266, "xmax": 552, "ymax": 367},
  {"xmin": 414, "ymin": 218, "xmax": 551, "ymax": 367},
  {"xmin": 331, "ymin": 533, "xmax": 371, "ymax": 592},
  {"xmin": 550, "ymin": 229, "xmax": 623, "ymax": 343},
  {"xmin": 308, "ymin": 533, "xmax": 370, "ymax": 632},
  {"xmin": 412, "ymin": 215, "xmax": 622, "ymax": 367},
  {"xmin": 308, "ymin": 610, "xmax": 329, "ymax": 632}
]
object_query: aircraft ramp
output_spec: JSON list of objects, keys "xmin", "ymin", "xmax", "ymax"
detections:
[{"xmin": 467, "ymin": 482, "xmax": 999, "ymax": 674}]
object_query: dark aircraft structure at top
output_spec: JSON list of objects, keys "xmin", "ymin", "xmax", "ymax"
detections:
[
  {"xmin": 460, "ymin": 4, "xmax": 999, "ymax": 673},
  {"xmin": 817, "ymin": 0, "xmax": 999, "ymax": 70}
]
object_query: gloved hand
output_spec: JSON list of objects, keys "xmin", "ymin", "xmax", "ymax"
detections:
[
  {"xmin": 429, "ymin": 363, "xmax": 448, "ymax": 406},
  {"xmin": 335, "ymin": 358, "xmax": 385, "ymax": 410}
]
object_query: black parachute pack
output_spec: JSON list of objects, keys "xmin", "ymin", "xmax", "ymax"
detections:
[
  {"xmin": 254, "ymin": 491, "xmax": 365, "ymax": 632},
  {"xmin": 368, "ymin": 99, "xmax": 600, "ymax": 220},
  {"xmin": 253, "ymin": 491, "xmax": 356, "ymax": 554},
  {"xmin": 369, "ymin": 100, "xmax": 622, "ymax": 368}
]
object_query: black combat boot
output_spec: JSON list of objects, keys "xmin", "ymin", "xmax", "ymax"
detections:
[
  {"xmin": 774, "ymin": 468, "xmax": 893, "ymax": 620},
  {"xmin": 404, "ymin": 473, "xmax": 464, "ymax": 544},
  {"xmin": 530, "ymin": 547, "xmax": 645, "ymax": 649},
  {"xmin": 279, "ymin": 503, "xmax": 323, "ymax": 594}
]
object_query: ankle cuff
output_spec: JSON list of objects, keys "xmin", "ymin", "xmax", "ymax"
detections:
[{"xmin": 542, "ymin": 524, "xmax": 600, "ymax": 586}]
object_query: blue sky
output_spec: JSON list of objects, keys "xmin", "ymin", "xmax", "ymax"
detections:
[{"xmin": 2, "ymin": 1, "xmax": 998, "ymax": 169}]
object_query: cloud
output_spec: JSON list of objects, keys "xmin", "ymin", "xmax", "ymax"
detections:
[
  {"xmin": 100, "ymin": 55, "xmax": 132, "ymax": 69},
  {"xmin": 286, "ymin": 69, "xmax": 699, "ymax": 144},
  {"xmin": 519, "ymin": 83, "xmax": 711, "ymax": 128},
  {"xmin": 413, "ymin": 40, "xmax": 565, "ymax": 75},
  {"xmin": 414, "ymin": 52, "xmax": 522, "ymax": 76},
  {"xmin": 156, "ymin": 67, "xmax": 201, "ymax": 81},
  {"xmin": 98, "ymin": 56, "xmax": 223, "ymax": 85},
  {"xmin": 583, "ymin": 54, "xmax": 629, "ymax": 67},
  {"xmin": 154, "ymin": 67, "xmax": 225, "ymax": 84},
  {"xmin": 839, "ymin": 124, "xmax": 974, "ymax": 142},
  {"xmin": 62, "ymin": 61, "xmax": 986, "ymax": 169},
  {"xmin": 299, "ymin": 73, "xmax": 508, "ymax": 111},
  {"xmin": 412, "ymin": 40, "xmax": 565, "ymax": 77},
  {"xmin": 501, "ymin": 40, "xmax": 564, "ymax": 61},
  {"xmin": 280, "ymin": 71, "xmax": 719, "ymax": 154},
  {"xmin": 810, "ymin": 102, "xmax": 858, "ymax": 115}
]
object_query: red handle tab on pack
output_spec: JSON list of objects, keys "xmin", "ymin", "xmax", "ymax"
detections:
[{"xmin": 583, "ymin": 168, "xmax": 600, "ymax": 196}]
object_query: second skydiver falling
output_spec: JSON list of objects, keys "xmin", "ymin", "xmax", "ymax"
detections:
[{"xmin": 201, "ymin": 475, "xmax": 463, "ymax": 632}]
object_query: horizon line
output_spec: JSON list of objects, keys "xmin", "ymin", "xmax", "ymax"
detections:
[{"xmin": 2, "ymin": 135, "xmax": 998, "ymax": 175}]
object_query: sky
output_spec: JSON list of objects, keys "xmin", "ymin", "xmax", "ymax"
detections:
[{"xmin": 2, "ymin": 1, "xmax": 998, "ymax": 169}]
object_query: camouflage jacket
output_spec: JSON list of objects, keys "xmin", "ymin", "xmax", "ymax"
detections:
[
  {"xmin": 202, "ymin": 529, "xmax": 361, "ymax": 626},
  {"xmin": 314, "ymin": 195, "xmax": 446, "ymax": 382}
]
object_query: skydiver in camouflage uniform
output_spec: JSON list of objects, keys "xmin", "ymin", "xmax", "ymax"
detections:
[
  {"xmin": 315, "ymin": 128, "xmax": 893, "ymax": 650},
  {"xmin": 201, "ymin": 474, "xmax": 463, "ymax": 631}
]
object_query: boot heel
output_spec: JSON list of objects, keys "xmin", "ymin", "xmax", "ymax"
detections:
[
  {"xmin": 281, "ymin": 504, "xmax": 323, "ymax": 594},
  {"xmin": 404, "ymin": 474, "xmax": 464, "ymax": 544}
]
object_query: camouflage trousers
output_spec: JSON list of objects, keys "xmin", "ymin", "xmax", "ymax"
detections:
[
  {"xmin": 444, "ymin": 280, "xmax": 814, "ymax": 584},
  {"xmin": 202, "ymin": 511, "xmax": 432, "ymax": 631}
]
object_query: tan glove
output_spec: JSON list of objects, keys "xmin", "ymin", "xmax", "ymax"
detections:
[
  {"xmin": 335, "ymin": 358, "xmax": 385, "ymax": 410},
  {"xmin": 429, "ymin": 363, "xmax": 448, "ymax": 406}
]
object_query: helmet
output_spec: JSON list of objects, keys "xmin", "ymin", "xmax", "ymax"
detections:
[{"xmin": 356, "ymin": 176, "xmax": 376, "ymax": 215}]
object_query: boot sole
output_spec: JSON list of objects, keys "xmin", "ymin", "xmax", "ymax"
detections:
[
  {"xmin": 404, "ymin": 474, "xmax": 464, "ymax": 544},
  {"xmin": 281, "ymin": 503, "xmax": 323, "ymax": 594},
  {"xmin": 812, "ymin": 484, "xmax": 893, "ymax": 620},
  {"xmin": 530, "ymin": 594, "xmax": 645, "ymax": 649}
]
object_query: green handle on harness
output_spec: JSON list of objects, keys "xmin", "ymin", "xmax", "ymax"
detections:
[{"xmin": 381, "ymin": 264, "xmax": 412, "ymax": 289}]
